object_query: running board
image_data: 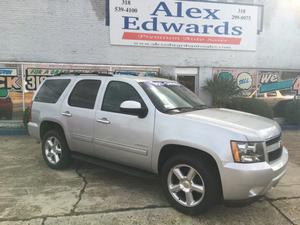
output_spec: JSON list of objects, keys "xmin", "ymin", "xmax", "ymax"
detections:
[{"xmin": 71, "ymin": 152, "xmax": 158, "ymax": 179}]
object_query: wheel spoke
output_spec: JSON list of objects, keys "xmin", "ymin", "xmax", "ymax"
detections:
[
  {"xmin": 169, "ymin": 184, "xmax": 181, "ymax": 193},
  {"xmin": 53, "ymin": 138, "xmax": 59, "ymax": 148},
  {"xmin": 186, "ymin": 168, "xmax": 196, "ymax": 181},
  {"xmin": 173, "ymin": 168, "xmax": 184, "ymax": 180},
  {"xmin": 191, "ymin": 183, "xmax": 204, "ymax": 194},
  {"xmin": 55, "ymin": 146, "xmax": 62, "ymax": 154},
  {"xmin": 185, "ymin": 191, "xmax": 194, "ymax": 206},
  {"xmin": 47, "ymin": 140, "xmax": 54, "ymax": 148},
  {"xmin": 54, "ymin": 154, "xmax": 60, "ymax": 163},
  {"xmin": 47, "ymin": 152, "xmax": 53, "ymax": 158}
]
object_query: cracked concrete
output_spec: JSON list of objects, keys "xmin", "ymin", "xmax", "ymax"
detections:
[
  {"xmin": 0, "ymin": 131, "xmax": 299, "ymax": 225},
  {"xmin": 272, "ymin": 198, "xmax": 300, "ymax": 225},
  {"xmin": 71, "ymin": 167, "xmax": 88, "ymax": 214},
  {"xmin": 283, "ymin": 131, "xmax": 300, "ymax": 166}
]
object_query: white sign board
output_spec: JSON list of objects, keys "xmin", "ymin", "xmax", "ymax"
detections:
[{"xmin": 110, "ymin": 0, "xmax": 258, "ymax": 51}]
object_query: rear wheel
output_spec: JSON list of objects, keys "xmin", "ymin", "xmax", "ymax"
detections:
[
  {"xmin": 42, "ymin": 130, "xmax": 71, "ymax": 169},
  {"xmin": 161, "ymin": 154, "xmax": 219, "ymax": 215}
]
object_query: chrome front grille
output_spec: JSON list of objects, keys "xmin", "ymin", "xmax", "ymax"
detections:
[
  {"xmin": 266, "ymin": 134, "xmax": 283, "ymax": 162},
  {"xmin": 266, "ymin": 135, "xmax": 281, "ymax": 146}
]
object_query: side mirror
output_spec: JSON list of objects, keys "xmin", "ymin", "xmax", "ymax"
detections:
[{"xmin": 120, "ymin": 101, "xmax": 148, "ymax": 118}]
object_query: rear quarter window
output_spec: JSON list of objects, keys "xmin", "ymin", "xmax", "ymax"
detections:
[{"xmin": 34, "ymin": 79, "xmax": 71, "ymax": 104}]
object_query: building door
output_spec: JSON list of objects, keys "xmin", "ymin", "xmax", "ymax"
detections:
[
  {"xmin": 176, "ymin": 68, "xmax": 199, "ymax": 93},
  {"xmin": 177, "ymin": 76, "xmax": 196, "ymax": 92}
]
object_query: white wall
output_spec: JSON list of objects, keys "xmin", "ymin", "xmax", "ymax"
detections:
[{"xmin": 0, "ymin": 0, "xmax": 300, "ymax": 70}]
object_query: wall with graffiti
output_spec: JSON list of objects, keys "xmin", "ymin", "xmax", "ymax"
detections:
[
  {"xmin": 213, "ymin": 68, "xmax": 300, "ymax": 100},
  {"xmin": 0, "ymin": 68, "xmax": 23, "ymax": 120}
]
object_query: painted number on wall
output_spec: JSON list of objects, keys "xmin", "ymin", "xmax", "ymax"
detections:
[
  {"xmin": 293, "ymin": 77, "xmax": 300, "ymax": 94},
  {"xmin": 25, "ymin": 75, "xmax": 48, "ymax": 91}
]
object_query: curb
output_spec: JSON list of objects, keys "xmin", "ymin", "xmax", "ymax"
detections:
[
  {"xmin": 281, "ymin": 125, "xmax": 300, "ymax": 131},
  {"xmin": 0, "ymin": 127, "xmax": 28, "ymax": 136}
]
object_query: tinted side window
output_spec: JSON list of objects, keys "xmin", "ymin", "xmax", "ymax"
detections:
[
  {"xmin": 34, "ymin": 79, "xmax": 70, "ymax": 103},
  {"xmin": 68, "ymin": 80, "xmax": 101, "ymax": 109},
  {"xmin": 102, "ymin": 81, "xmax": 144, "ymax": 113}
]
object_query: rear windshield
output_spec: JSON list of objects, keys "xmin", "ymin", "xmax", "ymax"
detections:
[{"xmin": 34, "ymin": 79, "xmax": 71, "ymax": 103}]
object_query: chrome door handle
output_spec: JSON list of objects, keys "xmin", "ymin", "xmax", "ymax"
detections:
[
  {"xmin": 97, "ymin": 118, "xmax": 111, "ymax": 124},
  {"xmin": 61, "ymin": 111, "xmax": 72, "ymax": 117}
]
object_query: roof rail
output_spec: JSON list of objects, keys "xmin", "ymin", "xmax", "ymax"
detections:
[{"xmin": 56, "ymin": 71, "xmax": 114, "ymax": 77}]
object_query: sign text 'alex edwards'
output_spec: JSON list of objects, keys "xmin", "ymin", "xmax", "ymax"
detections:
[{"xmin": 110, "ymin": 0, "xmax": 259, "ymax": 50}]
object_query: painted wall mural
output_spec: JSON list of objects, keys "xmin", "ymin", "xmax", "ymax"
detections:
[
  {"xmin": 293, "ymin": 77, "xmax": 300, "ymax": 95},
  {"xmin": 0, "ymin": 68, "xmax": 23, "ymax": 120},
  {"xmin": 0, "ymin": 68, "xmax": 22, "ymax": 98},
  {"xmin": 213, "ymin": 68, "xmax": 300, "ymax": 98},
  {"xmin": 25, "ymin": 68, "xmax": 109, "ymax": 91},
  {"xmin": 259, "ymin": 71, "xmax": 295, "ymax": 94},
  {"xmin": 213, "ymin": 68, "xmax": 258, "ymax": 96}
]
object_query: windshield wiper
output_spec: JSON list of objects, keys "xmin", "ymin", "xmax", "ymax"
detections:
[
  {"xmin": 164, "ymin": 107, "xmax": 193, "ymax": 113},
  {"xmin": 193, "ymin": 105, "xmax": 208, "ymax": 110}
]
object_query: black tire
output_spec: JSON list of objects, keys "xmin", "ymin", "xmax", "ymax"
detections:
[
  {"xmin": 161, "ymin": 154, "xmax": 219, "ymax": 215},
  {"xmin": 42, "ymin": 129, "xmax": 71, "ymax": 170}
]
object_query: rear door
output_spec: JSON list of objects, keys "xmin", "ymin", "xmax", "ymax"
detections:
[
  {"xmin": 94, "ymin": 80, "xmax": 155, "ymax": 171},
  {"xmin": 61, "ymin": 78, "xmax": 101, "ymax": 155}
]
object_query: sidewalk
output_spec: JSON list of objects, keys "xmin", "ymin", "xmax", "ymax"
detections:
[{"xmin": 283, "ymin": 130, "xmax": 300, "ymax": 166}]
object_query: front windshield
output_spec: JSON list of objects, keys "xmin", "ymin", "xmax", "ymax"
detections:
[{"xmin": 140, "ymin": 81, "xmax": 207, "ymax": 113}]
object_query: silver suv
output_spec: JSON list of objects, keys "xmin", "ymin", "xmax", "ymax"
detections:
[{"xmin": 28, "ymin": 74, "xmax": 288, "ymax": 215}]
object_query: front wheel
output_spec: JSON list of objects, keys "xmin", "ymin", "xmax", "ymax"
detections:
[{"xmin": 161, "ymin": 154, "xmax": 219, "ymax": 215}]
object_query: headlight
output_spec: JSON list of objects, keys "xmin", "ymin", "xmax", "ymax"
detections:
[{"xmin": 231, "ymin": 141, "xmax": 265, "ymax": 163}]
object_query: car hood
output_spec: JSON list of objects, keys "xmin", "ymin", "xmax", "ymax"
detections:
[{"xmin": 176, "ymin": 108, "xmax": 281, "ymax": 141}]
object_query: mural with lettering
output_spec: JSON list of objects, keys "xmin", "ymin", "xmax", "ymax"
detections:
[
  {"xmin": 0, "ymin": 69, "xmax": 22, "ymax": 98},
  {"xmin": 0, "ymin": 68, "xmax": 22, "ymax": 120},
  {"xmin": 25, "ymin": 68, "xmax": 108, "ymax": 91},
  {"xmin": 213, "ymin": 68, "xmax": 258, "ymax": 96},
  {"xmin": 213, "ymin": 68, "xmax": 300, "ymax": 99},
  {"xmin": 294, "ymin": 77, "xmax": 300, "ymax": 95},
  {"xmin": 259, "ymin": 71, "xmax": 294, "ymax": 93}
]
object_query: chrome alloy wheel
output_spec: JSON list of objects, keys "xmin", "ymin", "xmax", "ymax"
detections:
[
  {"xmin": 167, "ymin": 164, "xmax": 205, "ymax": 207},
  {"xmin": 44, "ymin": 136, "xmax": 62, "ymax": 165}
]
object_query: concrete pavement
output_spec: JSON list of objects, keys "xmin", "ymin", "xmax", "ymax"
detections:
[{"xmin": 0, "ymin": 132, "xmax": 299, "ymax": 225}]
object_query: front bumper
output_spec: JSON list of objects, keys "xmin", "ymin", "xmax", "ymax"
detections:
[{"xmin": 221, "ymin": 147, "xmax": 288, "ymax": 200}]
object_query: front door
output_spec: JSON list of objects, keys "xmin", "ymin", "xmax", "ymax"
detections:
[{"xmin": 94, "ymin": 80, "xmax": 154, "ymax": 171}]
